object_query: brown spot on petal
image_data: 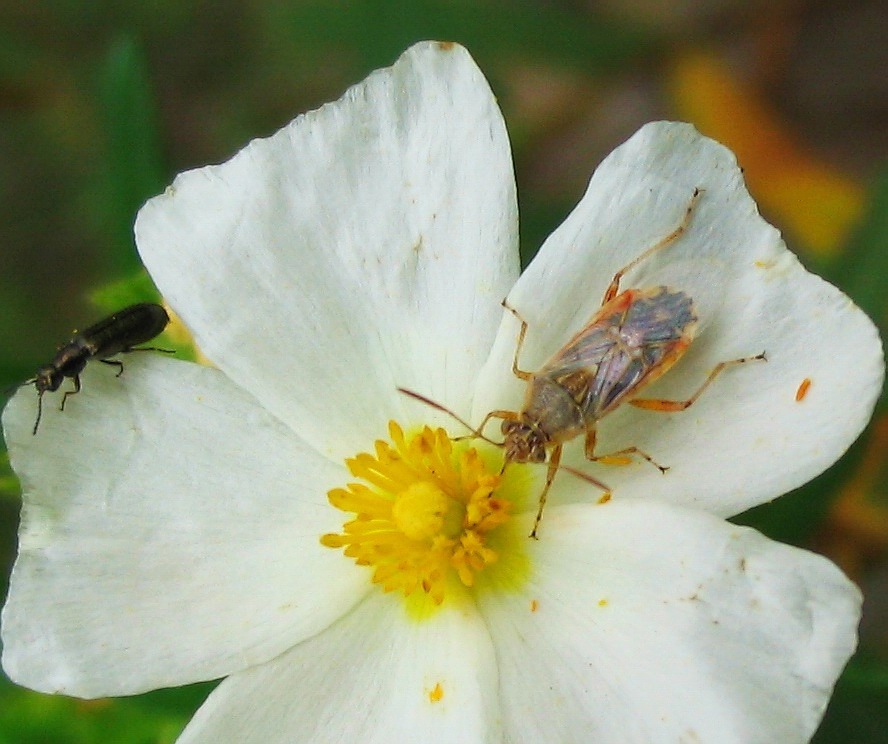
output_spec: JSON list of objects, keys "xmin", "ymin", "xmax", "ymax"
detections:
[{"xmin": 796, "ymin": 377, "xmax": 812, "ymax": 402}]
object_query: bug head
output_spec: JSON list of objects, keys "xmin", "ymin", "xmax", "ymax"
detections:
[
  {"xmin": 501, "ymin": 420, "xmax": 546, "ymax": 464},
  {"xmin": 23, "ymin": 365, "xmax": 64, "ymax": 436},
  {"xmin": 33, "ymin": 365, "xmax": 63, "ymax": 395}
]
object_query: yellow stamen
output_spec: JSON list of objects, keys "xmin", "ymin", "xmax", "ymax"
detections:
[{"xmin": 321, "ymin": 421, "xmax": 513, "ymax": 605}]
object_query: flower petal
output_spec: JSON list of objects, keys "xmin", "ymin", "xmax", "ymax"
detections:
[
  {"xmin": 176, "ymin": 591, "xmax": 501, "ymax": 744},
  {"xmin": 479, "ymin": 501, "xmax": 860, "ymax": 743},
  {"xmin": 475, "ymin": 121, "xmax": 883, "ymax": 516},
  {"xmin": 1, "ymin": 356, "xmax": 367, "ymax": 698},
  {"xmin": 135, "ymin": 41, "xmax": 519, "ymax": 458}
]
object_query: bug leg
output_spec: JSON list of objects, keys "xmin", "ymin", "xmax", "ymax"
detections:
[
  {"xmin": 601, "ymin": 188, "xmax": 703, "ymax": 305},
  {"xmin": 584, "ymin": 427, "xmax": 598, "ymax": 459},
  {"xmin": 468, "ymin": 409, "xmax": 518, "ymax": 443},
  {"xmin": 529, "ymin": 444, "xmax": 562, "ymax": 539},
  {"xmin": 584, "ymin": 428, "xmax": 668, "ymax": 472},
  {"xmin": 630, "ymin": 351, "xmax": 767, "ymax": 412},
  {"xmin": 60, "ymin": 375, "xmax": 82, "ymax": 411},
  {"xmin": 453, "ymin": 408, "xmax": 516, "ymax": 445},
  {"xmin": 100, "ymin": 358, "xmax": 125, "ymax": 377},
  {"xmin": 124, "ymin": 345, "xmax": 176, "ymax": 354},
  {"xmin": 501, "ymin": 300, "xmax": 534, "ymax": 381}
]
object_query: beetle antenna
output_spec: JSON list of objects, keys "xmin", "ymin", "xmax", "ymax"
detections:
[
  {"xmin": 32, "ymin": 390, "xmax": 44, "ymax": 436},
  {"xmin": 397, "ymin": 387, "xmax": 502, "ymax": 447}
]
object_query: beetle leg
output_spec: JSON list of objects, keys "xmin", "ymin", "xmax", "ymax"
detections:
[
  {"xmin": 584, "ymin": 427, "xmax": 667, "ymax": 472},
  {"xmin": 123, "ymin": 345, "xmax": 176, "ymax": 354},
  {"xmin": 501, "ymin": 300, "xmax": 534, "ymax": 381},
  {"xmin": 630, "ymin": 351, "xmax": 767, "ymax": 412},
  {"xmin": 529, "ymin": 444, "xmax": 562, "ymax": 539},
  {"xmin": 602, "ymin": 188, "xmax": 702, "ymax": 304},
  {"xmin": 100, "ymin": 358, "xmax": 125, "ymax": 377},
  {"xmin": 60, "ymin": 375, "xmax": 82, "ymax": 411}
]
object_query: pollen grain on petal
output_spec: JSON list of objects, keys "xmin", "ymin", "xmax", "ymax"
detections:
[
  {"xmin": 322, "ymin": 422, "xmax": 515, "ymax": 606},
  {"xmin": 428, "ymin": 682, "xmax": 445, "ymax": 703}
]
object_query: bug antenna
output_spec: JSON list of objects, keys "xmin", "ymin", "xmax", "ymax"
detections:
[
  {"xmin": 499, "ymin": 459, "xmax": 612, "ymax": 496},
  {"xmin": 32, "ymin": 391, "xmax": 44, "ymax": 436},
  {"xmin": 397, "ymin": 387, "xmax": 501, "ymax": 447},
  {"xmin": 558, "ymin": 463, "xmax": 611, "ymax": 495}
]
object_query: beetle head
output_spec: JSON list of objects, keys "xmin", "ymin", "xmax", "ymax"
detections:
[
  {"xmin": 33, "ymin": 365, "xmax": 63, "ymax": 394},
  {"xmin": 24, "ymin": 366, "xmax": 62, "ymax": 436},
  {"xmin": 501, "ymin": 420, "xmax": 547, "ymax": 463}
]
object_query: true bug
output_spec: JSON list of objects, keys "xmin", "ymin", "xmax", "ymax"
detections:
[
  {"xmin": 24, "ymin": 303, "xmax": 172, "ymax": 435},
  {"xmin": 402, "ymin": 189, "xmax": 766, "ymax": 537}
]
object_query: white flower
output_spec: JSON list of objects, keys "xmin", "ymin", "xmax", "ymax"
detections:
[{"xmin": 2, "ymin": 41, "xmax": 883, "ymax": 744}]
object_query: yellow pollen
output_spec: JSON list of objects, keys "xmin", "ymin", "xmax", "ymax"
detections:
[
  {"xmin": 321, "ymin": 421, "xmax": 512, "ymax": 605},
  {"xmin": 429, "ymin": 682, "xmax": 444, "ymax": 703},
  {"xmin": 392, "ymin": 482, "xmax": 459, "ymax": 541}
]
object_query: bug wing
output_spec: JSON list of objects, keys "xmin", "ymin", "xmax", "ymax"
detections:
[
  {"xmin": 540, "ymin": 288, "xmax": 696, "ymax": 420},
  {"xmin": 628, "ymin": 254, "xmax": 727, "ymax": 336},
  {"xmin": 81, "ymin": 304, "xmax": 170, "ymax": 359},
  {"xmin": 539, "ymin": 323, "xmax": 624, "ymax": 418}
]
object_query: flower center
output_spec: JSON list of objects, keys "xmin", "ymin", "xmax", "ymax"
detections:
[
  {"xmin": 392, "ymin": 481, "xmax": 461, "ymax": 541},
  {"xmin": 321, "ymin": 421, "xmax": 513, "ymax": 605}
]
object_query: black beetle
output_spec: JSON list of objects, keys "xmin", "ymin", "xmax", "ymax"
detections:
[{"xmin": 26, "ymin": 303, "xmax": 172, "ymax": 434}]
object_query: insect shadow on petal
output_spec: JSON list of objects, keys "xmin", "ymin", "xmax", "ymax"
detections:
[{"xmin": 401, "ymin": 189, "xmax": 766, "ymax": 537}]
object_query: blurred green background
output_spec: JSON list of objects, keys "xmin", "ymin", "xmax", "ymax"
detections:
[{"xmin": 1, "ymin": 1, "xmax": 886, "ymax": 742}]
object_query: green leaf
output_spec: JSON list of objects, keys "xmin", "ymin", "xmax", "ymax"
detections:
[
  {"xmin": 814, "ymin": 655, "xmax": 888, "ymax": 743},
  {"xmin": 0, "ymin": 673, "xmax": 199, "ymax": 744},
  {"xmin": 88, "ymin": 271, "xmax": 166, "ymax": 314},
  {"xmin": 97, "ymin": 35, "xmax": 166, "ymax": 275}
]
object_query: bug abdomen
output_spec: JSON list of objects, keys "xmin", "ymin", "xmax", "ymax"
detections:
[{"xmin": 83, "ymin": 303, "xmax": 170, "ymax": 359}]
